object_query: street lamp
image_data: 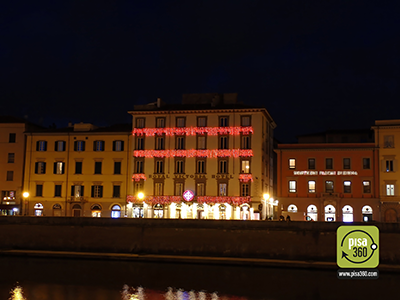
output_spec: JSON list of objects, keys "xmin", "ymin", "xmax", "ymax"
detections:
[
  {"xmin": 22, "ymin": 192, "xmax": 29, "ymax": 216},
  {"xmin": 137, "ymin": 192, "xmax": 144, "ymax": 200}
]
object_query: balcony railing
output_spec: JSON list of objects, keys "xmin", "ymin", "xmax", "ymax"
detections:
[{"xmin": 67, "ymin": 197, "xmax": 87, "ymax": 203}]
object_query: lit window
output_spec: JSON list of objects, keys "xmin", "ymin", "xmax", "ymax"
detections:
[
  {"xmin": 343, "ymin": 181, "xmax": 351, "ymax": 193},
  {"xmin": 241, "ymin": 160, "xmax": 250, "ymax": 173},
  {"xmin": 363, "ymin": 181, "xmax": 371, "ymax": 193},
  {"xmin": 343, "ymin": 158, "xmax": 351, "ymax": 169},
  {"xmin": 289, "ymin": 159, "xmax": 296, "ymax": 169},
  {"xmin": 71, "ymin": 185, "xmax": 84, "ymax": 198},
  {"xmin": 386, "ymin": 184, "xmax": 395, "ymax": 196},
  {"xmin": 219, "ymin": 183, "xmax": 227, "ymax": 196},
  {"xmin": 91, "ymin": 204, "xmax": 102, "ymax": 217},
  {"xmin": 308, "ymin": 181, "xmax": 316, "ymax": 193},
  {"xmin": 288, "ymin": 204, "xmax": 298, "ymax": 213},
  {"xmin": 53, "ymin": 162, "xmax": 65, "ymax": 175},
  {"xmin": 111, "ymin": 205, "xmax": 121, "ymax": 218},
  {"xmin": 289, "ymin": 181, "xmax": 296, "ymax": 193},
  {"xmin": 2, "ymin": 190, "xmax": 16, "ymax": 201},
  {"xmin": 35, "ymin": 162, "xmax": 46, "ymax": 174}
]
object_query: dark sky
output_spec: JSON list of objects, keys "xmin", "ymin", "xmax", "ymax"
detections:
[{"xmin": 1, "ymin": 1, "xmax": 399, "ymax": 142}]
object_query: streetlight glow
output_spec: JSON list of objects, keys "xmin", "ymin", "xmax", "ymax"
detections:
[
  {"xmin": 137, "ymin": 192, "xmax": 144, "ymax": 200},
  {"xmin": 23, "ymin": 192, "xmax": 29, "ymax": 198}
]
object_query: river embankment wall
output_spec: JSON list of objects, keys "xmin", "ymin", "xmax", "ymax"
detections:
[{"xmin": 0, "ymin": 217, "xmax": 399, "ymax": 264}]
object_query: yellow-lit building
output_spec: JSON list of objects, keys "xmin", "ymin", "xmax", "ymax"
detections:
[
  {"xmin": 126, "ymin": 93, "xmax": 276, "ymax": 220},
  {"xmin": 23, "ymin": 122, "xmax": 132, "ymax": 217},
  {"xmin": 372, "ymin": 120, "xmax": 400, "ymax": 222},
  {"xmin": 0, "ymin": 116, "xmax": 39, "ymax": 215}
]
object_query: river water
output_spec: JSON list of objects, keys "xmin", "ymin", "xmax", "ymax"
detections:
[{"xmin": 0, "ymin": 256, "xmax": 397, "ymax": 300}]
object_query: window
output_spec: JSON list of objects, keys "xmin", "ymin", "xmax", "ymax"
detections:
[
  {"xmin": 343, "ymin": 158, "xmax": 351, "ymax": 169},
  {"xmin": 55, "ymin": 141, "xmax": 66, "ymax": 151},
  {"xmin": 175, "ymin": 183, "xmax": 184, "ymax": 196},
  {"xmin": 241, "ymin": 160, "xmax": 250, "ymax": 173},
  {"xmin": 155, "ymin": 160, "xmax": 164, "ymax": 173},
  {"xmin": 6, "ymin": 171, "xmax": 13, "ymax": 181},
  {"xmin": 114, "ymin": 161, "xmax": 121, "ymax": 174},
  {"xmin": 219, "ymin": 183, "xmax": 227, "ymax": 196},
  {"xmin": 219, "ymin": 160, "xmax": 228, "ymax": 174},
  {"xmin": 386, "ymin": 184, "xmax": 395, "ymax": 196},
  {"xmin": 386, "ymin": 160, "xmax": 394, "ymax": 172},
  {"xmin": 241, "ymin": 116, "xmax": 251, "ymax": 126},
  {"xmin": 308, "ymin": 158, "xmax": 316, "ymax": 170},
  {"xmin": 91, "ymin": 185, "xmax": 103, "ymax": 198},
  {"xmin": 363, "ymin": 158, "xmax": 370, "ymax": 169},
  {"xmin": 343, "ymin": 181, "xmax": 352, "ymax": 193},
  {"xmin": 363, "ymin": 181, "xmax": 371, "ymax": 193},
  {"xmin": 9, "ymin": 133, "xmax": 16, "ymax": 143},
  {"xmin": 54, "ymin": 185, "xmax": 62, "ymax": 197},
  {"xmin": 197, "ymin": 183, "xmax": 205, "ymax": 196},
  {"xmin": 155, "ymin": 137, "xmax": 164, "ymax": 150},
  {"xmin": 176, "ymin": 160, "xmax": 184, "ymax": 173},
  {"xmin": 197, "ymin": 160, "xmax": 206, "ymax": 174},
  {"xmin": 75, "ymin": 162, "xmax": 82, "ymax": 174},
  {"xmin": 241, "ymin": 183, "xmax": 250, "ymax": 196},
  {"xmin": 197, "ymin": 136, "xmax": 206, "ymax": 149},
  {"xmin": 384, "ymin": 135, "xmax": 394, "ymax": 148},
  {"xmin": 111, "ymin": 205, "xmax": 121, "ymax": 218},
  {"xmin": 36, "ymin": 184, "xmax": 43, "ymax": 197},
  {"xmin": 308, "ymin": 181, "xmax": 316, "ymax": 193},
  {"xmin": 176, "ymin": 136, "xmax": 185, "ymax": 150},
  {"xmin": 74, "ymin": 141, "xmax": 85, "ymax": 151},
  {"xmin": 241, "ymin": 136, "xmax": 251, "ymax": 149},
  {"xmin": 289, "ymin": 159, "xmax": 296, "ymax": 169},
  {"xmin": 156, "ymin": 118, "xmax": 165, "ymax": 128},
  {"xmin": 288, "ymin": 204, "xmax": 298, "ymax": 213},
  {"xmin": 113, "ymin": 140, "xmax": 124, "ymax": 151},
  {"xmin": 71, "ymin": 185, "xmax": 84, "ymax": 198},
  {"xmin": 93, "ymin": 140, "xmax": 105, "ymax": 151},
  {"xmin": 289, "ymin": 181, "xmax": 296, "ymax": 193},
  {"xmin": 197, "ymin": 117, "xmax": 206, "ymax": 127},
  {"xmin": 35, "ymin": 162, "xmax": 46, "ymax": 174},
  {"xmin": 325, "ymin": 181, "xmax": 334, "ymax": 193},
  {"xmin": 154, "ymin": 183, "xmax": 163, "ymax": 196},
  {"xmin": 2, "ymin": 190, "xmax": 16, "ymax": 201},
  {"xmin": 94, "ymin": 162, "xmax": 102, "ymax": 174},
  {"xmin": 326, "ymin": 158, "xmax": 333, "ymax": 169},
  {"xmin": 113, "ymin": 185, "xmax": 121, "ymax": 198},
  {"xmin": 135, "ymin": 159, "xmax": 144, "ymax": 173},
  {"xmin": 53, "ymin": 162, "xmax": 65, "ymax": 175},
  {"xmin": 136, "ymin": 137, "xmax": 144, "ymax": 150},
  {"xmin": 219, "ymin": 136, "xmax": 228, "ymax": 149},
  {"xmin": 219, "ymin": 117, "xmax": 228, "ymax": 127},
  {"xmin": 8, "ymin": 153, "xmax": 14, "ymax": 163},
  {"xmin": 176, "ymin": 117, "xmax": 185, "ymax": 127},
  {"xmin": 136, "ymin": 118, "xmax": 145, "ymax": 128},
  {"xmin": 36, "ymin": 140, "xmax": 47, "ymax": 151}
]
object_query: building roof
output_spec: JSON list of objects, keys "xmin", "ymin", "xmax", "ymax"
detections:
[{"xmin": 25, "ymin": 123, "xmax": 132, "ymax": 134}]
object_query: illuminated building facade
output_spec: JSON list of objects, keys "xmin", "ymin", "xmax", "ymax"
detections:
[
  {"xmin": 127, "ymin": 93, "xmax": 276, "ymax": 220},
  {"xmin": 372, "ymin": 120, "xmax": 400, "ymax": 222},
  {"xmin": 275, "ymin": 140, "xmax": 380, "ymax": 222},
  {"xmin": 23, "ymin": 123, "xmax": 131, "ymax": 217}
]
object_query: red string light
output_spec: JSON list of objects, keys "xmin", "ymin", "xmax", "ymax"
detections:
[
  {"xmin": 239, "ymin": 174, "xmax": 254, "ymax": 182},
  {"xmin": 132, "ymin": 126, "xmax": 253, "ymax": 136},
  {"xmin": 126, "ymin": 195, "xmax": 251, "ymax": 205},
  {"xmin": 197, "ymin": 196, "xmax": 251, "ymax": 205},
  {"xmin": 132, "ymin": 174, "xmax": 147, "ymax": 181},
  {"xmin": 133, "ymin": 149, "xmax": 253, "ymax": 158}
]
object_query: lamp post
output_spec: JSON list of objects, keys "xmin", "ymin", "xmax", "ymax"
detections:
[
  {"xmin": 263, "ymin": 194, "xmax": 269, "ymax": 220},
  {"xmin": 22, "ymin": 192, "xmax": 29, "ymax": 216},
  {"xmin": 137, "ymin": 192, "xmax": 145, "ymax": 218}
]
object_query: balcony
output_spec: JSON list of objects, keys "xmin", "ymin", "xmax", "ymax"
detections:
[{"xmin": 67, "ymin": 197, "xmax": 87, "ymax": 203}]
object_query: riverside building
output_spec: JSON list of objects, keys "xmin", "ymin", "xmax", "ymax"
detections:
[
  {"xmin": 23, "ymin": 123, "xmax": 132, "ymax": 217},
  {"xmin": 127, "ymin": 93, "xmax": 276, "ymax": 220},
  {"xmin": 275, "ymin": 130, "xmax": 380, "ymax": 222}
]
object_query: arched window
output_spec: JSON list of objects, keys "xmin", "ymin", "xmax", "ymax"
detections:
[
  {"xmin": 53, "ymin": 203, "xmax": 62, "ymax": 217},
  {"xmin": 219, "ymin": 204, "xmax": 227, "ymax": 220},
  {"xmin": 325, "ymin": 205, "xmax": 336, "ymax": 221},
  {"xmin": 111, "ymin": 205, "xmax": 121, "ymax": 218},
  {"xmin": 91, "ymin": 204, "xmax": 102, "ymax": 218},
  {"xmin": 342, "ymin": 205, "xmax": 353, "ymax": 222},
  {"xmin": 240, "ymin": 204, "xmax": 250, "ymax": 220},
  {"xmin": 34, "ymin": 203, "xmax": 43, "ymax": 216},
  {"xmin": 72, "ymin": 204, "xmax": 81, "ymax": 217},
  {"xmin": 288, "ymin": 204, "xmax": 298, "ymax": 213},
  {"xmin": 133, "ymin": 204, "xmax": 143, "ymax": 218},
  {"xmin": 362, "ymin": 205, "xmax": 373, "ymax": 222},
  {"xmin": 153, "ymin": 204, "xmax": 164, "ymax": 218},
  {"xmin": 307, "ymin": 205, "xmax": 318, "ymax": 221}
]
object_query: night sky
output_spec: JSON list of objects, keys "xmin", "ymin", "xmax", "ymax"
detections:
[{"xmin": 1, "ymin": 1, "xmax": 399, "ymax": 142}]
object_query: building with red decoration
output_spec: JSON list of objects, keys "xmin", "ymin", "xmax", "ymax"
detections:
[
  {"xmin": 127, "ymin": 93, "xmax": 276, "ymax": 220},
  {"xmin": 275, "ymin": 130, "xmax": 380, "ymax": 222}
]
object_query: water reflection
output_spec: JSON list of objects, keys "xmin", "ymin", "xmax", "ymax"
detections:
[{"xmin": 9, "ymin": 286, "xmax": 26, "ymax": 300}]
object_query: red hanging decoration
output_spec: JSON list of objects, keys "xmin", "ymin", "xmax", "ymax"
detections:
[
  {"xmin": 126, "ymin": 195, "xmax": 251, "ymax": 205},
  {"xmin": 197, "ymin": 196, "xmax": 251, "ymax": 205},
  {"xmin": 132, "ymin": 174, "xmax": 147, "ymax": 181},
  {"xmin": 239, "ymin": 174, "xmax": 254, "ymax": 182},
  {"xmin": 132, "ymin": 126, "xmax": 254, "ymax": 136},
  {"xmin": 133, "ymin": 149, "xmax": 253, "ymax": 158}
]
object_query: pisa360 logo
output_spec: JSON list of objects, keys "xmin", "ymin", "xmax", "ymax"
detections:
[{"xmin": 337, "ymin": 226, "xmax": 379, "ymax": 268}]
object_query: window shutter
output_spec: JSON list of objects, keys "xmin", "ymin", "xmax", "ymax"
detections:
[
  {"xmin": 54, "ymin": 141, "xmax": 58, "ymax": 151},
  {"xmin": 62, "ymin": 162, "xmax": 65, "ymax": 174},
  {"xmin": 81, "ymin": 186, "xmax": 84, "ymax": 196},
  {"xmin": 74, "ymin": 141, "xmax": 77, "ymax": 151},
  {"xmin": 113, "ymin": 141, "xmax": 116, "ymax": 151},
  {"xmin": 63, "ymin": 141, "xmax": 66, "ymax": 151},
  {"xmin": 35, "ymin": 162, "xmax": 38, "ymax": 174},
  {"xmin": 99, "ymin": 186, "xmax": 103, "ymax": 198},
  {"xmin": 91, "ymin": 186, "xmax": 95, "ymax": 197},
  {"xmin": 71, "ymin": 186, "xmax": 74, "ymax": 197},
  {"xmin": 36, "ymin": 141, "xmax": 39, "ymax": 151},
  {"xmin": 120, "ymin": 141, "xmax": 124, "ymax": 151},
  {"xmin": 53, "ymin": 162, "xmax": 57, "ymax": 174},
  {"xmin": 82, "ymin": 141, "xmax": 85, "ymax": 151},
  {"xmin": 43, "ymin": 162, "xmax": 46, "ymax": 173},
  {"xmin": 44, "ymin": 141, "xmax": 47, "ymax": 151},
  {"xmin": 93, "ymin": 141, "xmax": 96, "ymax": 151}
]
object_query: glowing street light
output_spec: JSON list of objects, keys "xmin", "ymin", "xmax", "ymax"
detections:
[
  {"xmin": 137, "ymin": 192, "xmax": 144, "ymax": 200},
  {"xmin": 23, "ymin": 192, "xmax": 29, "ymax": 198}
]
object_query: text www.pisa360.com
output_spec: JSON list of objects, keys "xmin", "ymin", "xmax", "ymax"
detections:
[{"xmin": 337, "ymin": 269, "xmax": 379, "ymax": 279}]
